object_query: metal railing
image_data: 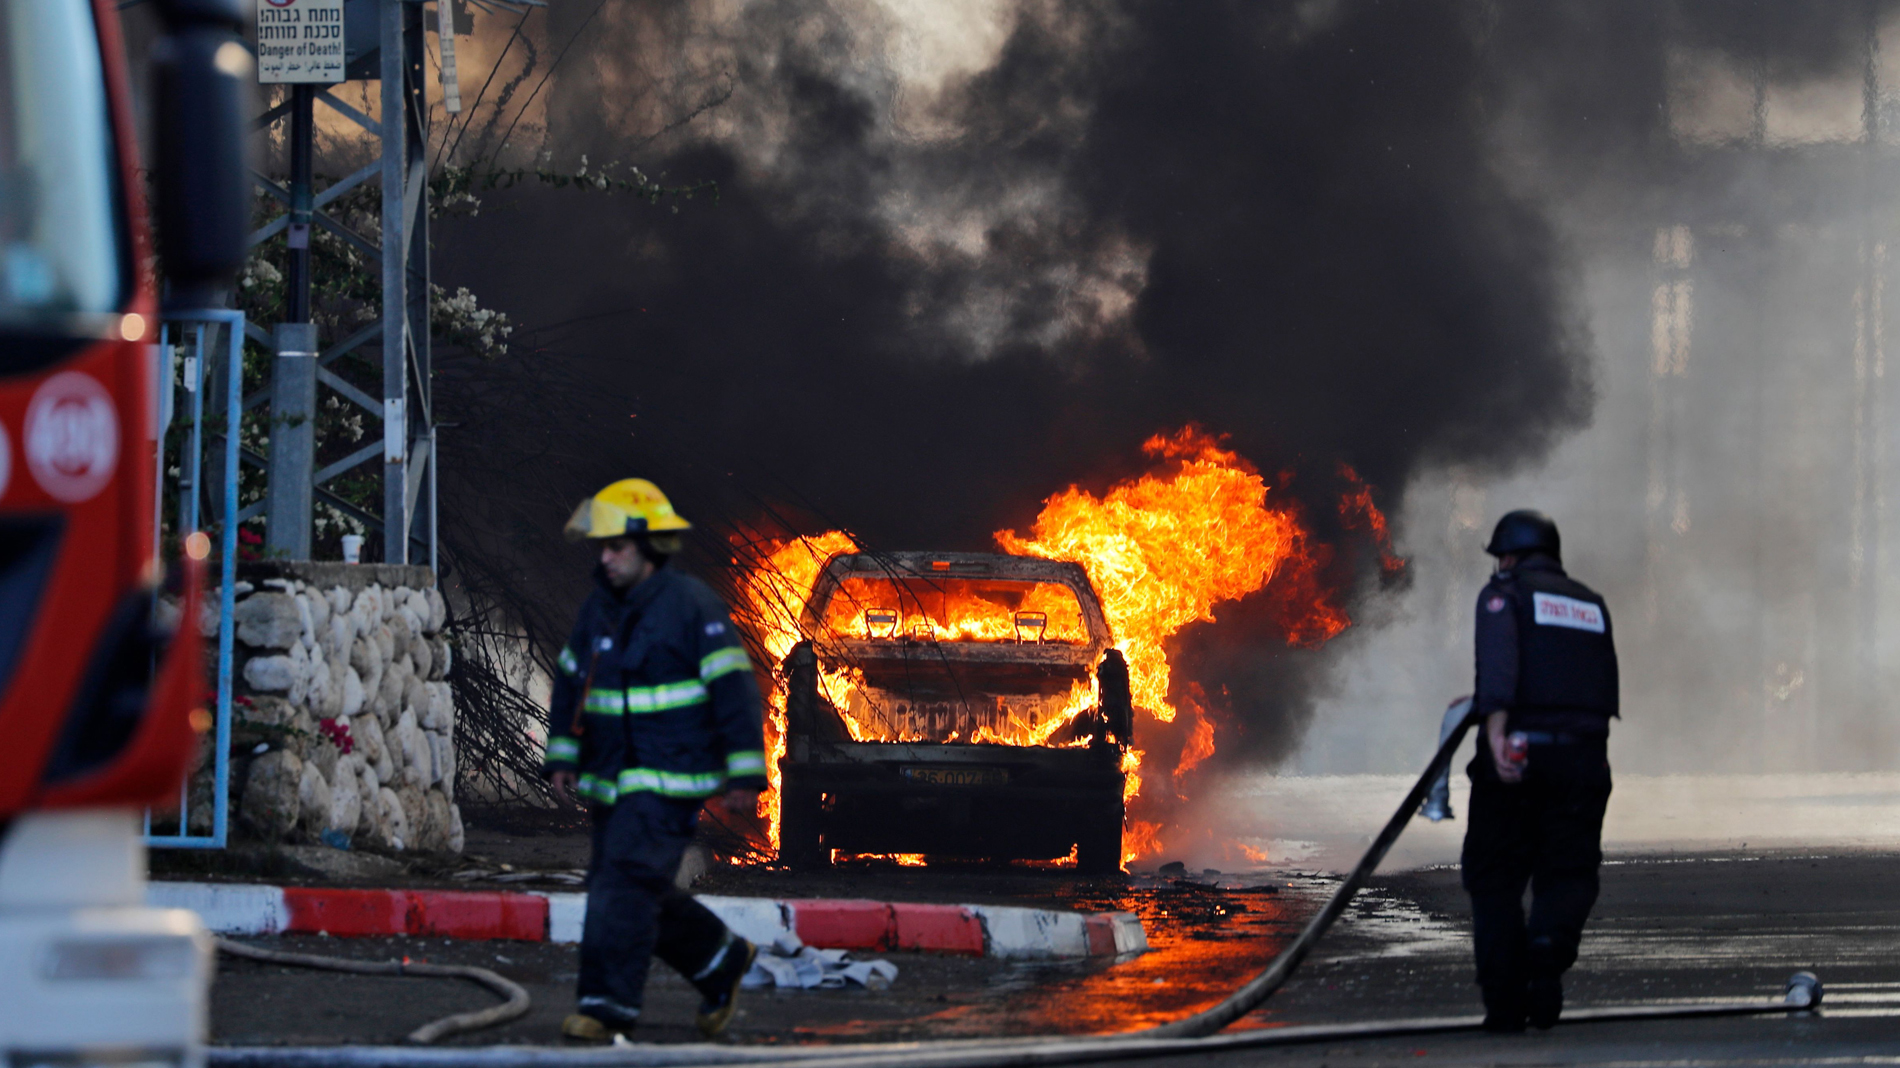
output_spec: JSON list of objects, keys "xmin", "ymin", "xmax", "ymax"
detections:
[{"xmin": 144, "ymin": 309, "xmax": 243, "ymax": 849}]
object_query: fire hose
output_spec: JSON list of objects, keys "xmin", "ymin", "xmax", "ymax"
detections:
[
  {"xmin": 215, "ymin": 937, "xmax": 531, "ymax": 1043},
  {"xmin": 210, "ymin": 705, "xmax": 1825, "ymax": 1064}
]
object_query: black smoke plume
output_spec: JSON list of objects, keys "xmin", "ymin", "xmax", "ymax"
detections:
[{"xmin": 434, "ymin": 1, "xmax": 1866, "ymax": 774}]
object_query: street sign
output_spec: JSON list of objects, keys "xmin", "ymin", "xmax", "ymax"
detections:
[{"xmin": 257, "ymin": 0, "xmax": 346, "ymax": 84}]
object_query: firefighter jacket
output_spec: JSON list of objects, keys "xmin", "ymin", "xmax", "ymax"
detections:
[
  {"xmin": 541, "ymin": 565, "xmax": 767, "ymax": 804},
  {"xmin": 1473, "ymin": 555, "xmax": 1619, "ymax": 735}
]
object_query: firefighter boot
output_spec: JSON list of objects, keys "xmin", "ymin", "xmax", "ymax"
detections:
[
  {"xmin": 563, "ymin": 997, "xmax": 641, "ymax": 1043},
  {"xmin": 692, "ymin": 934, "xmax": 758, "ymax": 1038},
  {"xmin": 1480, "ymin": 984, "xmax": 1527, "ymax": 1033},
  {"xmin": 1526, "ymin": 939, "xmax": 1564, "ymax": 1030}
]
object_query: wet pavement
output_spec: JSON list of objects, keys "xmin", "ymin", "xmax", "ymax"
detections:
[
  {"xmin": 210, "ymin": 848, "xmax": 1900, "ymax": 1055},
  {"xmin": 209, "ymin": 866, "xmax": 1329, "ymax": 1045},
  {"xmin": 203, "ymin": 773, "xmax": 1900, "ymax": 1059}
]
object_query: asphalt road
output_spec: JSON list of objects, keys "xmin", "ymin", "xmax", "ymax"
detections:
[
  {"xmin": 1200, "ymin": 850, "xmax": 1900, "ymax": 1066},
  {"xmin": 212, "ymin": 847, "xmax": 1900, "ymax": 1061}
]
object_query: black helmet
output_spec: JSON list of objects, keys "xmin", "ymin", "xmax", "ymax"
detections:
[{"xmin": 1485, "ymin": 510, "xmax": 1560, "ymax": 558}]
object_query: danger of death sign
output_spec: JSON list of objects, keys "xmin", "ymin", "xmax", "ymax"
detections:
[{"xmin": 258, "ymin": 0, "xmax": 345, "ymax": 84}]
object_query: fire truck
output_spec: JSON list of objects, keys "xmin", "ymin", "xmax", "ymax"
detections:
[{"xmin": 0, "ymin": 0, "xmax": 247, "ymax": 1063}]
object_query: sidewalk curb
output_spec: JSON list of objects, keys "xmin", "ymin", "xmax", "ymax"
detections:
[{"xmin": 149, "ymin": 882, "xmax": 1148, "ymax": 960}]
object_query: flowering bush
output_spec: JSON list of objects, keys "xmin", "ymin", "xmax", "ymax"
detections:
[{"xmin": 316, "ymin": 716, "xmax": 354, "ymax": 755}]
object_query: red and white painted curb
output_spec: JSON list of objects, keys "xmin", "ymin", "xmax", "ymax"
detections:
[{"xmin": 147, "ymin": 882, "xmax": 1147, "ymax": 961}]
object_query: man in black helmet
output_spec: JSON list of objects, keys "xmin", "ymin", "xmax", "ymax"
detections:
[{"xmin": 1462, "ymin": 510, "xmax": 1617, "ymax": 1033}]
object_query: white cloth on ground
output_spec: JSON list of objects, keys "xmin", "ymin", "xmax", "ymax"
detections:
[{"xmin": 742, "ymin": 931, "xmax": 899, "ymax": 990}]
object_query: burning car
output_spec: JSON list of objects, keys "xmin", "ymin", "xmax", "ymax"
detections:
[{"xmin": 776, "ymin": 551, "xmax": 1131, "ymax": 873}]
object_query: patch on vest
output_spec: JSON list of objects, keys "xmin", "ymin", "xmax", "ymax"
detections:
[
  {"xmin": 1532, "ymin": 592, "xmax": 1604, "ymax": 633},
  {"xmin": 1486, "ymin": 595, "xmax": 1508, "ymax": 613}
]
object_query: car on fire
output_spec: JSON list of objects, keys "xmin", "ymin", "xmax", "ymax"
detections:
[{"xmin": 777, "ymin": 551, "xmax": 1131, "ymax": 873}]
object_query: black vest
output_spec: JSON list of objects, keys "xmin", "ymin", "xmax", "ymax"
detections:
[{"xmin": 1505, "ymin": 562, "xmax": 1618, "ymax": 723}]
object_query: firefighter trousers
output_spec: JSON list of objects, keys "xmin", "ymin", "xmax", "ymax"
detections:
[
  {"xmin": 1460, "ymin": 737, "xmax": 1612, "ymax": 1013},
  {"xmin": 579, "ymin": 791, "xmax": 733, "ymax": 1011}
]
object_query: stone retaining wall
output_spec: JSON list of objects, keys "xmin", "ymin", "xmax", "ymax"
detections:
[{"xmin": 197, "ymin": 562, "xmax": 463, "ymax": 852}]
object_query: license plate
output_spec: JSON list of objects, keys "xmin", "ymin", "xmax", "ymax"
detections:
[{"xmin": 901, "ymin": 765, "xmax": 1008, "ymax": 787}]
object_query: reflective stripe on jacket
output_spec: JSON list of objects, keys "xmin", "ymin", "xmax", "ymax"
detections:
[{"xmin": 540, "ymin": 566, "xmax": 767, "ymax": 801}]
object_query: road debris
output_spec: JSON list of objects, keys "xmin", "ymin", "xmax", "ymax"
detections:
[{"xmin": 746, "ymin": 931, "xmax": 900, "ymax": 991}]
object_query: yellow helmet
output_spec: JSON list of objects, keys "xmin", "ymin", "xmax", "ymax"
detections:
[{"xmin": 564, "ymin": 478, "xmax": 693, "ymax": 543}]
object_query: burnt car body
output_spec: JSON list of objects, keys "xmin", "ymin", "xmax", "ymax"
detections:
[{"xmin": 778, "ymin": 551, "xmax": 1131, "ymax": 873}]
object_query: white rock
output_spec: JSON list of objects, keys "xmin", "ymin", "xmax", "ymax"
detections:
[
  {"xmin": 286, "ymin": 641, "xmax": 311, "ymax": 707},
  {"xmin": 198, "ymin": 600, "xmax": 220, "ymax": 639},
  {"xmin": 351, "ymin": 713, "xmax": 393, "ymax": 784},
  {"xmin": 426, "ymin": 730, "xmax": 453, "ymax": 789},
  {"xmin": 349, "ymin": 755, "xmax": 377, "ymax": 834},
  {"xmin": 328, "ymin": 587, "xmax": 350, "ymax": 616},
  {"xmin": 375, "ymin": 660, "xmax": 403, "ymax": 721},
  {"xmin": 243, "ymin": 655, "xmax": 296, "ymax": 693},
  {"xmin": 395, "ymin": 708, "xmax": 429, "ymax": 782},
  {"xmin": 326, "ymin": 759, "xmax": 362, "ymax": 837},
  {"xmin": 340, "ymin": 666, "xmax": 365, "ymax": 719},
  {"xmin": 297, "ymin": 759, "xmax": 331, "ymax": 837},
  {"xmin": 395, "ymin": 785, "xmax": 429, "ymax": 849},
  {"xmin": 377, "ymin": 787, "xmax": 409, "ymax": 851},
  {"xmin": 410, "ymin": 633, "xmax": 433, "ymax": 680},
  {"xmin": 240, "ymin": 749, "xmax": 302, "ymax": 838},
  {"xmin": 390, "ymin": 611, "xmax": 420, "ymax": 663},
  {"xmin": 307, "ymin": 586, "xmax": 331, "ymax": 631},
  {"xmin": 234, "ymin": 592, "xmax": 302, "ymax": 649},
  {"xmin": 261, "ymin": 579, "xmax": 295, "ymax": 593},
  {"xmin": 309, "ymin": 648, "xmax": 340, "ymax": 719},
  {"xmin": 353, "ymin": 586, "xmax": 384, "ymax": 624},
  {"xmin": 423, "ymin": 790, "xmax": 452, "ymax": 852},
  {"xmin": 372, "ymin": 623, "xmax": 396, "ymax": 665},
  {"xmin": 296, "ymin": 595, "xmax": 316, "ymax": 651},
  {"xmin": 403, "ymin": 674, "xmax": 428, "ymax": 726},
  {"xmin": 392, "ymin": 587, "xmax": 414, "ymax": 621},
  {"xmin": 331, "ymin": 609, "xmax": 355, "ymax": 649},
  {"xmin": 405, "ymin": 589, "xmax": 430, "ymax": 628},
  {"xmin": 431, "ymin": 637, "xmax": 451, "ymax": 680},
  {"xmin": 446, "ymin": 802, "xmax": 464, "ymax": 853},
  {"xmin": 422, "ymin": 681, "xmax": 455, "ymax": 732},
  {"xmin": 350, "ymin": 635, "xmax": 382, "ymax": 701},
  {"xmin": 425, "ymin": 588, "xmax": 446, "ymax": 633}
]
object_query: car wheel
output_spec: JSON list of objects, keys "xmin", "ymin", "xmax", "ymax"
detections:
[{"xmin": 780, "ymin": 787, "xmax": 829, "ymax": 869}]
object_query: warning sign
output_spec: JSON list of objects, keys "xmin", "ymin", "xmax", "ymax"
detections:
[{"xmin": 258, "ymin": 0, "xmax": 345, "ymax": 84}]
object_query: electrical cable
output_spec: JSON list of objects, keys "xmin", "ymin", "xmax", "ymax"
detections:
[{"xmin": 215, "ymin": 937, "xmax": 531, "ymax": 1043}]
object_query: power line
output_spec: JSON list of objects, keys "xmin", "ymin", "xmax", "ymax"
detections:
[
  {"xmin": 491, "ymin": 0, "xmax": 610, "ymax": 158},
  {"xmin": 436, "ymin": 4, "xmax": 535, "ymax": 171}
]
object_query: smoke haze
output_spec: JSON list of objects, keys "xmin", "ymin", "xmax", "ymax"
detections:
[{"xmin": 432, "ymin": 1, "xmax": 1900, "ymax": 778}]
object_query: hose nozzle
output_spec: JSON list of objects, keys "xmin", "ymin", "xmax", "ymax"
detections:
[{"xmin": 1784, "ymin": 971, "xmax": 1823, "ymax": 1010}]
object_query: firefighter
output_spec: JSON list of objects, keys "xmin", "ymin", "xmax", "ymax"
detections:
[
  {"xmin": 1462, "ymin": 510, "xmax": 1617, "ymax": 1033},
  {"xmin": 544, "ymin": 478, "xmax": 767, "ymax": 1042}
]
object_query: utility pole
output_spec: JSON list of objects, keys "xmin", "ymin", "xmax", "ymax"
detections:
[
  {"xmin": 266, "ymin": 83, "xmax": 316, "ymax": 559},
  {"xmin": 248, "ymin": 0, "xmax": 536, "ymax": 567}
]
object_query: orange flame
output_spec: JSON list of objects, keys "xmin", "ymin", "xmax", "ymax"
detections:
[
  {"xmin": 734, "ymin": 530, "xmax": 862, "ymax": 851},
  {"xmin": 995, "ymin": 426, "xmax": 1348, "ymax": 864},
  {"xmin": 997, "ymin": 426, "xmax": 1345, "ymax": 724},
  {"xmin": 1337, "ymin": 463, "xmax": 1405, "ymax": 574}
]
